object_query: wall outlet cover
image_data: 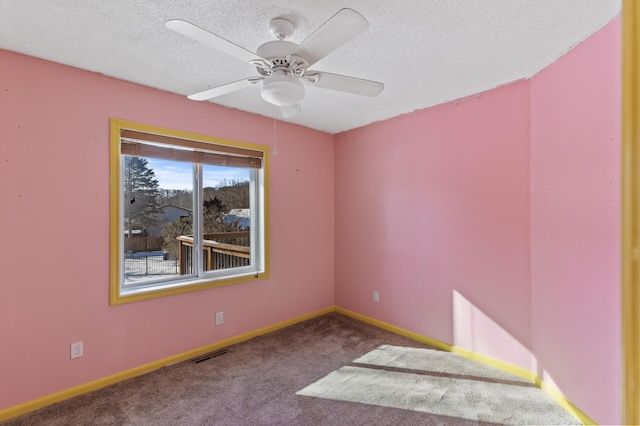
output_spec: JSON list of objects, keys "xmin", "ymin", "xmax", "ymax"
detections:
[{"xmin": 71, "ymin": 341, "xmax": 83, "ymax": 359}]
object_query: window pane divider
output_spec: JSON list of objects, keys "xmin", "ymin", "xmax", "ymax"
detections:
[{"xmin": 194, "ymin": 163, "xmax": 203, "ymax": 275}]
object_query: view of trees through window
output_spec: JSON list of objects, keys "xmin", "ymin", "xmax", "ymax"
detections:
[{"xmin": 123, "ymin": 155, "xmax": 251, "ymax": 285}]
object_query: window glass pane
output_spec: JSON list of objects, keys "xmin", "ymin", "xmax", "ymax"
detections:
[
  {"xmin": 123, "ymin": 156, "xmax": 194, "ymax": 285},
  {"xmin": 201, "ymin": 164, "xmax": 251, "ymax": 271}
]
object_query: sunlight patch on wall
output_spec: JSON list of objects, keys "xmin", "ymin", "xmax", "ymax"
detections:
[{"xmin": 453, "ymin": 290, "xmax": 537, "ymax": 373}]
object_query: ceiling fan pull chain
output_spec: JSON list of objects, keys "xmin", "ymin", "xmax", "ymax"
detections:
[{"xmin": 272, "ymin": 118, "xmax": 278, "ymax": 156}]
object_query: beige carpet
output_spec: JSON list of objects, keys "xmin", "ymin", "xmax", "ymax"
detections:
[{"xmin": 1, "ymin": 313, "xmax": 579, "ymax": 425}]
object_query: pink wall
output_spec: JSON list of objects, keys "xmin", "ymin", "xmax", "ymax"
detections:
[
  {"xmin": 335, "ymin": 17, "xmax": 621, "ymax": 425},
  {"xmin": 334, "ymin": 82, "xmax": 533, "ymax": 366},
  {"xmin": 0, "ymin": 50, "xmax": 334, "ymax": 409},
  {"xmin": 530, "ymin": 18, "xmax": 621, "ymax": 425}
]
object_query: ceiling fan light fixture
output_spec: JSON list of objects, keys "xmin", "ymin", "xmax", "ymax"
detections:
[{"xmin": 260, "ymin": 74, "xmax": 305, "ymax": 106}]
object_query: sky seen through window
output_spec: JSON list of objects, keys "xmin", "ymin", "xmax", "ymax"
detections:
[{"xmin": 146, "ymin": 158, "xmax": 250, "ymax": 190}]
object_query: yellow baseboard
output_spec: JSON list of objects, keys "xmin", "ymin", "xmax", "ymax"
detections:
[
  {"xmin": 0, "ymin": 305, "xmax": 598, "ymax": 426},
  {"xmin": 336, "ymin": 306, "xmax": 597, "ymax": 426},
  {"xmin": 541, "ymin": 382, "xmax": 598, "ymax": 426},
  {"xmin": 335, "ymin": 307, "xmax": 453, "ymax": 351},
  {"xmin": 0, "ymin": 306, "xmax": 334, "ymax": 422},
  {"xmin": 450, "ymin": 346, "xmax": 537, "ymax": 383}
]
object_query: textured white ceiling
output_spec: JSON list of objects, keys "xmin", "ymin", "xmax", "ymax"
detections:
[{"xmin": 0, "ymin": 1, "xmax": 621, "ymax": 134}]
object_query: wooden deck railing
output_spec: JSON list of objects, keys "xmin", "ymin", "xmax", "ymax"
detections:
[{"xmin": 177, "ymin": 232, "xmax": 250, "ymax": 274}]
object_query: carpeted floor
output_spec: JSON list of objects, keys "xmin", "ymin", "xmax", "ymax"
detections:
[{"xmin": 2, "ymin": 313, "xmax": 579, "ymax": 425}]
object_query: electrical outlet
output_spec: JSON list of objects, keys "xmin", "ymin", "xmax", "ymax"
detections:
[
  {"xmin": 215, "ymin": 311, "xmax": 224, "ymax": 326},
  {"xmin": 373, "ymin": 291, "xmax": 379, "ymax": 302},
  {"xmin": 71, "ymin": 341, "xmax": 83, "ymax": 359}
]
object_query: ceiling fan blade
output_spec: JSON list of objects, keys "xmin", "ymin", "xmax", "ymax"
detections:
[
  {"xmin": 165, "ymin": 19, "xmax": 264, "ymax": 64},
  {"xmin": 280, "ymin": 103, "xmax": 301, "ymax": 118},
  {"xmin": 188, "ymin": 78, "xmax": 263, "ymax": 101},
  {"xmin": 305, "ymin": 72, "xmax": 384, "ymax": 97},
  {"xmin": 289, "ymin": 9, "xmax": 369, "ymax": 67}
]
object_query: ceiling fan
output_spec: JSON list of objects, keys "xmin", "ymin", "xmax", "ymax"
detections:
[{"xmin": 164, "ymin": 8, "xmax": 384, "ymax": 118}]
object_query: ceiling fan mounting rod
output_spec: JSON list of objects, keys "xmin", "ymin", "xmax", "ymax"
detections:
[{"xmin": 268, "ymin": 18, "xmax": 294, "ymax": 40}]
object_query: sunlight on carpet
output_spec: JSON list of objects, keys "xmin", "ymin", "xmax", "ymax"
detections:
[
  {"xmin": 354, "ymin": 345, "xmax": 530, "ymax": 383},
  {"xmin": 296, "ymin": 345, "xmax": 578, "ymax": 425}
]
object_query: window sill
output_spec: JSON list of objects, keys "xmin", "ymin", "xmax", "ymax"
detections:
[{"xmin": 111, "ymin": 270, "xmax": 269, "ymax": 305}]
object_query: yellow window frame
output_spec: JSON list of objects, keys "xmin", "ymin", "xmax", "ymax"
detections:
[{"xmin": 109, "ymin": 118, "xmax": 270, "ymax": 305}]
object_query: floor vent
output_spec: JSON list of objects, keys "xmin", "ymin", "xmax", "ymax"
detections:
[{"xmin": 191, "ymin": 349, "xmax": 229, "ymax": 364}]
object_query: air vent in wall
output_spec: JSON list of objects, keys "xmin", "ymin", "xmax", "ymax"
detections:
[{"xmin": 191, "ymin": 349, "xmax": 229, "ymax": 364}]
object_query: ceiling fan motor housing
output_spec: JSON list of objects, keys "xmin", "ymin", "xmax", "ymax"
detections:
[
  {"xmin": 256, "ymin": 40, "xmax": 297, "ymax": 65},
  {"xmin": 256, "ymin": 39, "xmax": 306, "ymax": 107}
]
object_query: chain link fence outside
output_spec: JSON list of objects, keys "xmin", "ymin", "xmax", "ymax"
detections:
[{"xmin": 124, "ymin": 252, "xmax": 179, "ymax": 278}]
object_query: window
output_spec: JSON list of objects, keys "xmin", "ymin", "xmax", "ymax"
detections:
[{"xmin": 110, "ymin": 119, "xmax": 269, "ymax": 304}]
